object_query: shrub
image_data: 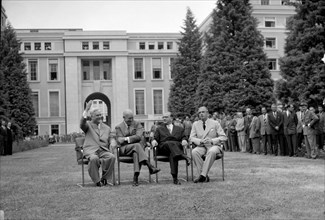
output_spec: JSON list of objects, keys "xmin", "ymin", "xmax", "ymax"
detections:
[{"xmin": 12, "ymin": 139, "xmax": 49, "ymax": 153}]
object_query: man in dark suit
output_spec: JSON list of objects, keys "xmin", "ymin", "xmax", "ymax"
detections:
[
  {"xmin": 283, "ymin": 104, "xmax": 298, "ymax": 157},
  {"xmin": 151, "ymin": 112, "xmax": 191, "ymax": 185},
  {"xmin": 5, "ymin": 122, "xmax": 13, "ymax": 155},
  {"xmin": 316, "ymin": 105, "xmax": 324, "ymax": 151},
  {"xmin": 115, "ymin": 109, "xmax": 160, "ymax": 186},
  {"xmin": 268, "ymin": 104, "xmax": 284, "ymax": 156},
  {"xmin": 0, "ymin": 119, "xmax": 7, "ymax": 156},
  {"xmin": 244, "ymin": 108, "xmax": 253, "ymax": 153},
  {"xmin": 80, "ymin": 100, "xmax": 116, "ymax": 187}
]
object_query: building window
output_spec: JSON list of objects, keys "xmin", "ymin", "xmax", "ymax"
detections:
[
  {"xmin": 34, "ymin": 42, "xmax": 41, "ymax": 50},
  {"xmin": 51, "ymin": 124, "xmax": 59, "ymax": 135},
  {"xmin": 135, "ymin": 90, "xmax": 145, "ymax": 115},
  {"xmin": 49, "ymin": 59, "xmax": 58, "ymax": 80},
  {"xmin": 82, "ymin": 42, "xmax": 89, "ymax": 50},
  {"xmin": 267, "ymin": 59, "xmax": 277, "ymax": 70},
  {"xmin": 153, "ymin": 89, "xmax": 163, "ymax": 115},
  {"xmin": 261, "ymin": 0, "xmax": 269, "ymax": 5},
  {"xmin": 158, "ymin": 42, "xmax": 164, "ymax": 50},
  {"xmin": 34, "ymin": 126, "xmax": 39, "ymax": 136},
  {"xmin": 93, "ymin": 61, "xmax": 100, "ymax": 80},
  {"xmin": 152, "ymin": 58, "xmax": 162, "ymax": 79},
  {"xmin": 103, "ymin": 41, "xmax": 110, "ymax": 50},
  {"xmin": 134, "ymin": 58, "xmax": 144, "ymax": 79},
  {"xmin": 28, "ymin": 59, "xmax": 38, "ymax": 81},
  {"xmin": 82, "ymin": 60, "xmax": 90, "ymax": 80},
  {"xmin": 93, "ymin": 42, "xmax": 99, "ymax": 50},
  {"xmin": 265, "ymin": 37, "xmax": 276, "ymax": 48},
  {"xmin": 49, "ymin": 91, "xmax": 59, "ymax": 117},
  {"xmin": 148, "ymin": 42, "xmax": 155, "ymax": 50},
  {"xmin": 139, "ymin": 42, "xmax": 145, "ymax": 50},
  {"xmin": 103, "ymin": 60, "xmax": 112, "ymax": 80},
  {"xmin": 167, "ymin": 42, "xmax": 173, "ymax": 50},
  {"xmin": 31, "ymin": 91, "xmax": 39, "ymax": 117},
  {"xmin": 265, "ymin": 17, "xmax": 275, "ymax": 27},
  {"xmin": 45, "ymin": 42, "xmax": 52, "ymax": 50},
  {"xmin": 24, "ymin": 42, "xmax": 31, "ymax": 51}
]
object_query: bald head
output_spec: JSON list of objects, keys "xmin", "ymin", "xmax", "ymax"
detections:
[{"xmin": 123, "ymin": 109, "xmax": 134, "ymax": 126}]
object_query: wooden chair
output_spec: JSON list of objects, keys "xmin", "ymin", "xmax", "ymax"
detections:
[
  {"xmin": 74, "ymin": 137, "xmax": 115, "ymax": 187},
  {"xmin": 151, "ymin": 143, "xmax": 190, "ymax": 183},
  {"xmin": 115, "ymin": 131, "xmax": 152, "ymax": 185},
  {"xmin": 189, "ymin": 143, "xmax": 225, "ymax": 181}
]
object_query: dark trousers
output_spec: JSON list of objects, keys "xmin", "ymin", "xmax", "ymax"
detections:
[
  {"xmin": 285, "ymin": 134, "xmax": 297, "ymax": 156},
  {"xmin": 246, "ymin": 136, "xmax": 253, "ymax": 153},
  {"xmin": 271, "ymin": 134, "xmax": 284, "ymax": 155},
  {"xmin": 316, "ymin": 133, "xmax": 324, "ymax": 149},
  {"xmin": 296, "ymin": 132, "xmax": 304, "ymax": 149},
  {"xmin": 158, "ymin": 141, "xmax": 184, "ymax": 175},
  {"xmin": 261, "ymin": 134, "xmax": 272, "ymax": 154}
]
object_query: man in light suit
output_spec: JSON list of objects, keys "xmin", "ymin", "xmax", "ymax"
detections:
[
  {"xmin": 283, "ymin": 104, "xmax": 298, "ymax": 157},
  {"xmin": 80, "ymin": 100, "xmax": 116, "ymax": 187},
  {"xmin": 258, "ymin": 107, "xmax": 272, "ymax": 155},
  {"xmin": 151, "ymin": 112, "xmax": 191, "ymax": 185},
  {"xmin": 249, "ymin": 112, "xmax": 260, "ymax": 154},
  {"xmin": 268, "ymin": 104, "xmax": 284, "ymax": 156},
  {"xmin": 190, "ymin": 106, "xmax": 227, "ymax": 183},
  {"xmin": 115, "ymin": 109, "xmax": 160, "ymax": 186},
  {"xmin": 301, "ymin": 103, "xmax": 319, "ymax": 159},
  {"xmin": 296, "ymin": 105, "xmax": 304, "ymax": 152}
]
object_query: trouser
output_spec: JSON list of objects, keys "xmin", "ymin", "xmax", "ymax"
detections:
[
  {"xmin": 192, "ymin": 145, "xmax": 221, "ymax": 177},
  {"xmin": 238, "ymin": 135, "xmax": 246, "ymax": 152},
  {"xmin": 246, "ymin": 135, "xmax": 253, "ymax": 153},
  {"xmin": 87, "ymin": 148, "xmax": 116, "ymax": 183},
  {"xmin": 261, "ymin": 134, "xmax": 272, "ymax": 154},
  {"xmin": 228, "ymin": 133, "xmax": 238, "ymax": 152},
  {"xmin": 285, "ymin": 134, "xmax": 297, "ymax": 156},
  {"xmin": 296, "ymin": 132, "xmax": 304, "ymax": 149},
  {"xmin": 158, "ymin": 141, "xmax": 185, "ymax": 175},
  {"xmin": 121, "ymin": 143, "xmax": 148, "ymax": 172},
  {"xmin": 304, "ymin": 134, "xmax": 318, "ymax": 158},
  {"xmin": 316, "ymin": 132, "xmax": 324, "ymax": 149},
  {"xmin": 252, "ymin": 137, "xmax": 260, "ymax": 153}
]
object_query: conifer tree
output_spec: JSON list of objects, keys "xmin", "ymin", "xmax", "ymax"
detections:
[
  {"xmin": 0, "ymin": 24, "xmax": 36, "ymax": 137},
  {"xmin": 195, "ymin": 0, "xmax": 274, "ymax": 113},
  {"xmin": 277, "ymin": 0, "xmax": 325, "ymax": 106},
  {"xmin": 168, "ymin": 8, "xmax": 202, "ymax": 117}
]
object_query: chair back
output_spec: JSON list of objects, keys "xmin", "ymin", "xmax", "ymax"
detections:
[{"xmin": 75, "ymin": 137, "xmax": 85, "ymax": 164}]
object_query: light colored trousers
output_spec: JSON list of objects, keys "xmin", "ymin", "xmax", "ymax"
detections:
[
  {"xmin": 192, "ymin": 145, "xmax": 221, "ymax": 177},
  {"xmin": 88, "ymin": 148, "xmax": 116, "ymax": 183},
  {"xmin": 304, "ymin": 134, "xmax": 318, "ymax": 158},
  {"xmin": 237, "ymin": 134, "xmax": 246, "ymax": 152}
]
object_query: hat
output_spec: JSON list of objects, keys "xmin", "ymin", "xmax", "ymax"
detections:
[{"xmin": 300, "ymin": 102, "xmax": 307, "ymax": 107}]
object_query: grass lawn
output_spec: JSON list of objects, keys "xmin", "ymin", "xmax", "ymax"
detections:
[{"xmin": 0, "ymin": 143, "xmax": 324, "ymax": 220}]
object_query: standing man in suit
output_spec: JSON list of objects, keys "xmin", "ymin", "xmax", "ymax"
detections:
[
  {"xmin": 259, "ymin": 107, "xmax": 272, "ymax": 155},
  {"xmin": 115, "ymin": 109, "xmax": 160, "ymax": 186},
  {"xmin": 316, "ymin": 105, "xmax": 325, "ymax": 151},
  {"xmin": 283, "ymin": 104, "xmax": 298, "ymax": 157},
  {"xmin": 5, "ymin": 122, "xmax": 13, "ymax": 155},
  {"xmin": 244, "ymin": 108, "xmax": 253, "ymax": 153},
  {"xmin": 301, "ymin": 103, "xmax": 319, "ymax": 159},
  {"xmin": 268, "ymin": 104, "xmax": 284, "ymax": 156},
  {"xmin": 80, "ymin": 100, "xmax": 116, "ymax": 187},
  {"xmin": 296, "ymin": 104, "xmax": 304, "ymax": 153},
  {"xmin": 190, "ymin": 106, "xmax": 227, "ymax": 183},
  {"xmin": 0, "ymin": 120, "xmax": 7, "ymax": 156},
  {"xmin": 151, "ymin": 112, "xmax": 191, "ymax": 185},
  {"xmin": 249, "ymin": 112, "xmax": 261, "ymax": 154}
]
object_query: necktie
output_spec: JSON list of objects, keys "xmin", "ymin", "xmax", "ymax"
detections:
[
  {"xmin": 167, "ymin": 125, "xmax": 172, "ymax": 134},
  {"xmin": 264, "ymin": 114, "xmax": 267, "ymax": 125},
  {"xmin": 273, "ymin": 112, "xmax": 277, "ymax": 118},
  {"xmin": 203, "ymin": 121, "xmax": 206, "ymax": 130}
]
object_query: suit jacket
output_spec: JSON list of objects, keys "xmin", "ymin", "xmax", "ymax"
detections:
[
  {"xmin": 296, "ymin": 111, "xmax": 303, "ymax": 133},
  {"xmin": 302, "ymin": 110, "xmax": 319, "ymax": 135},
  {"xmin": 190, "ymin": 118, "xmax": 227, "ymax": 148},
  {"xmin": 318, "ymin": 112, "xmax": 325, "ymax": 133},
  {"xmin": 249, "ymin": 116, "xmax": 260, "ymax": 138},
  {"xmin": 80, "ymin": 117, "xmax": 113, "ymax": 157},
  {"xmin": 244, "ymin": 115, "xmax": 253, "ymax": 135},
  {"xmin": 115, "ymin": 120, "xmax": 144, "ymax": 146},
  {"xmin": 283, "ymin": 111, "xmax": 298, "ymax": 135},
  {"xmin": 258, "ymin": 114, "xmax": 271, "ymax": 135},
  {"xmin": 154, "ymin": 124, "xmax": 186, "ymax": 145},
  {"xmin": 268, "ymin": 111, "xmax": 284, "ymax": 135}
]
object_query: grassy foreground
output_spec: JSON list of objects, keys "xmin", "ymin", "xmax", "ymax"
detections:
[{"xmin": 0, "ymin": 143, "xmax": 324, "ymax": 220}]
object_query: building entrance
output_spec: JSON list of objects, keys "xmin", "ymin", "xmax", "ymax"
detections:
[{"xmin": 84, "ymin": 92, "xmax": 111, "ymax": 127}]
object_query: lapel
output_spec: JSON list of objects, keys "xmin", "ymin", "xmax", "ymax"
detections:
[
  {"xmin": 202, "ymin": 119, "xmax": 213, "ymax": 138},
  {"xmin": 170, "ymin": 124, "xmax": 177, "ymax": 136},
  {"xmin": 90, "ymin": 121, "xmax": 100, "ymax": 137},
  {"xmin": 121, "ymin": 122, "xmax": 128, "ymax": 136}
]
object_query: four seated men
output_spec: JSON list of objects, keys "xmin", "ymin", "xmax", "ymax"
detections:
[{"xmin": 80, "ymin": 102, "xmax": 225, "ymax": 186}]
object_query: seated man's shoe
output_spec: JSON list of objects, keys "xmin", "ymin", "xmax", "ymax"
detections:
[
  {"xmin": 96, "ymin": 181, "xmax": 102, "ymax": 187},
  {"xmin": 194, "ymin": 175, "xmax": 206, "ymax": 183},
  {"xmin": 101, "ymin": 178, "xmax": 107, "ymax": 186},
  {"xmin": 149, "ymin": 167, "xmax": 161, "ymax": 175},
  {"xmin": 206, "ymin": 175, "xmax": 210, "ymax": 182},
  {"xmin": 173, "ymin": 179, "xmax": 181, "ymax": 185},
  {"xmin": 133, "ymin": 173, "xmax": 139, "ymax": 186}
]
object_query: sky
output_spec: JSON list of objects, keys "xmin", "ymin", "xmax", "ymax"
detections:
[{"xmin": 2, "ymin": 0, "xmax": 216, "ymax": 32}]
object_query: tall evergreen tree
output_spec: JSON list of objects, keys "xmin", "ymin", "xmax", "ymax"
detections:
[
  {"xmin": 0, "ymin": 24, "xmax": 36, "ymax": 138},
  {"xmin": 195, "ymin": 0, "xmax": 274, "ymax": 114},
  {"xmin": 277, "ymin": 0, "xmax": 325, "ymax": 107},
  {"xmin": 168, "ymin": 8, "xmax": 202, "ymax": 117}
]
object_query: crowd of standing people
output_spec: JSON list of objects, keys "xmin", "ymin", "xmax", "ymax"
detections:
[{"xmin": 0, "ymin": 119, "xmax": 13, "ymax": 156}]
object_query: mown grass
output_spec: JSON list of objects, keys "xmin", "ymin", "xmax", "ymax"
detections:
[{"xmin": 0, "ymin": 143, "xmax": 324, "ymax": 220}]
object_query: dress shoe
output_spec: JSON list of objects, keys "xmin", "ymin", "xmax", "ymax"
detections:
[
  {"xmin": 101, "ymin": 178, "xmax": 107, "ymax": 186},
  {"xmin": 194, "ymin": 175, "xmax": 206, "ymax": 183},
  {"xmin": 149, "ymin": 167, "xmax": 161, "ymax": 175},
  {"xmin": 173, "ymin": 179, "xmax": 181, "ymax": 185},
  {"xmin": 96, "ymin": 181, "xmax": 102, "ymax": 187},
  {"xmin": 133, "ymin": 174, "xmax": 139, "ymax": 186},
  {"xmin": 206, "ymin": 175, "xmax": 210, "ymax": 182}
]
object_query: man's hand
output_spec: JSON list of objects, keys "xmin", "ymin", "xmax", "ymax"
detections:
[
  {"xmin": 275, "ymin": 126, "xmax": 279, "ymax": 130},
  {"xmin": 117, "ymin": 137, "xmax": 126, "ymax": 144},
  {"xmin": 85, "ymin": 100, "xmax": 93, "ymax": 112},
  {"xmin": 151, "ymin": 140, "xmax": 158, "ymax": 147},
  {"xmin": 181, "ymin": 140, "xmax": 188, "ymax": 147},
  {"xmin": 110, "ymin": 139, "xmax": 117, "ymax": 150},
  {"xmin": 200, "ymin": 138, "xmax": 212, "ymax": 145}
]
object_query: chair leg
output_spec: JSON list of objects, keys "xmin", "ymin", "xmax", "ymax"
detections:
[
  {"xmin": 190, "ymin": 153, "xmax": 194, "ymax": 181},
  {"xmin": 155, "ymin": 157, "xmax": 158, "ymax": 183},
  {"xmin": 113, "ymin": 163, "xmax": 116, "ymax": 185},
  {"xmin": 185, "ymin": 160, "xmax": 189, "ymax": 181},
  {"xmin": 148, "ymin": 148, "xmax": 151, "ymax": 183},
  {"xmin": 222, "ymin": 156, "xmax": 224, "ymax": 181},
  {"xmin": 81, "ymin": 161, "xmax": 85, "ymax": 187}
]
